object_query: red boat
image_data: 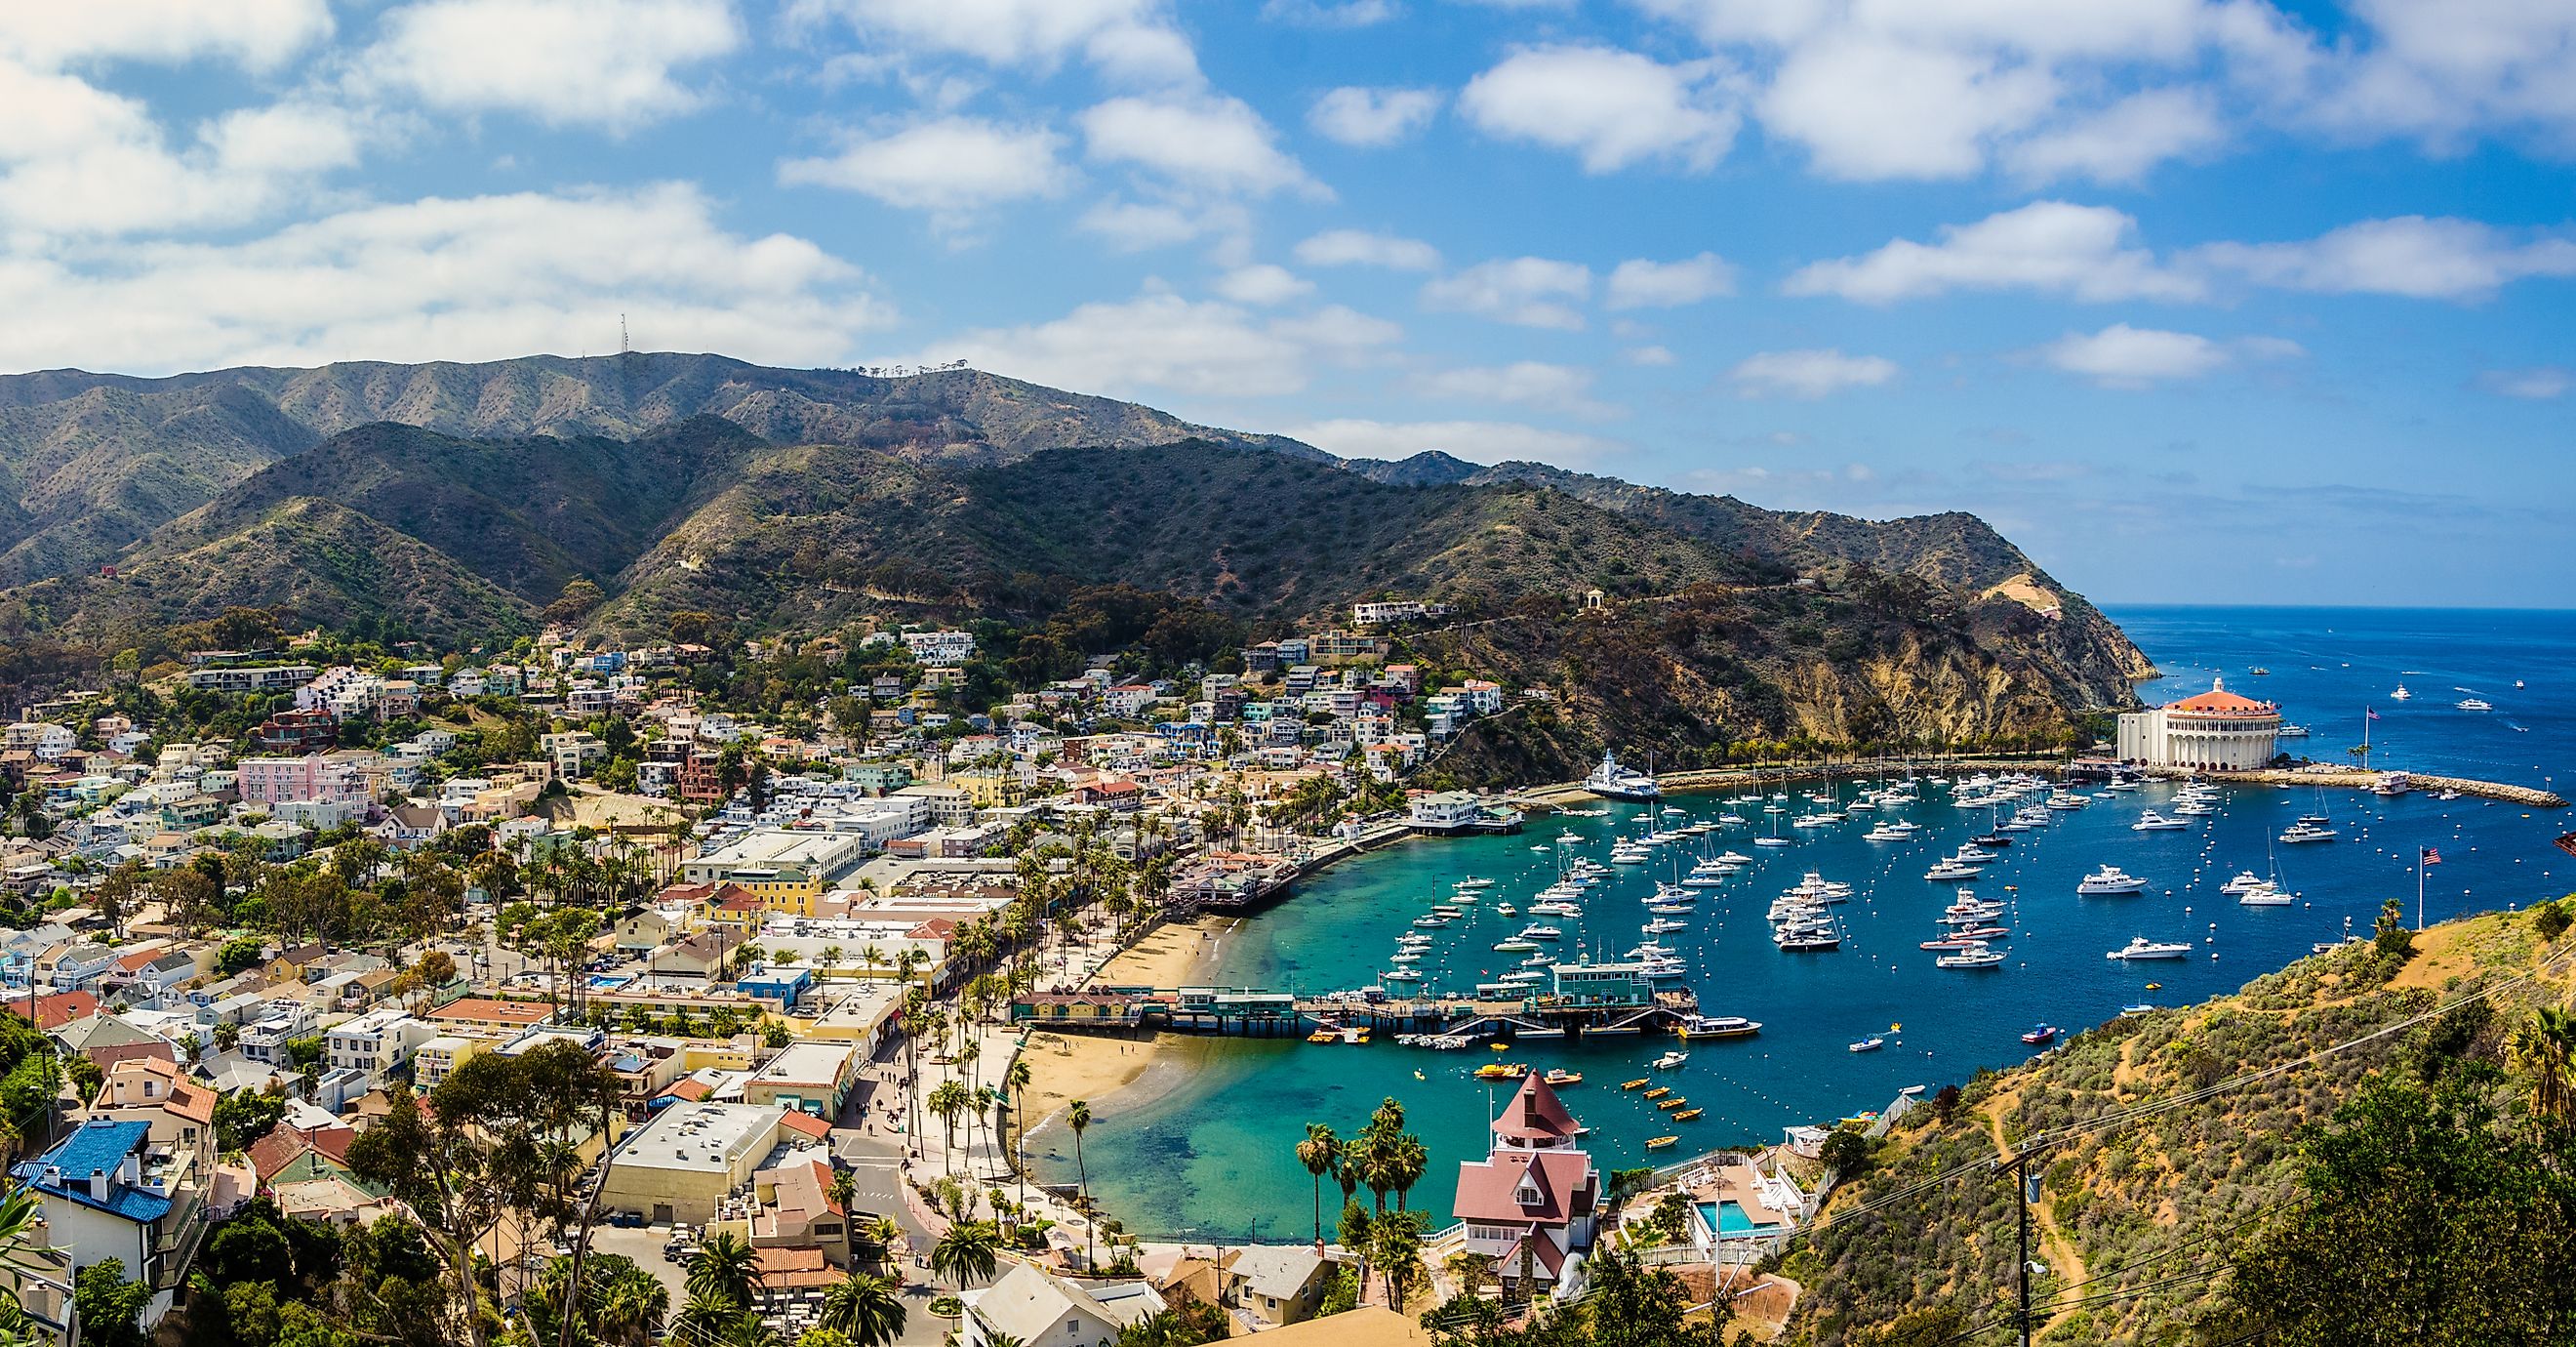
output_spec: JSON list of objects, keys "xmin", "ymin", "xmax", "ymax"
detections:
[{"xmin": 2021, "ymin": 1024, "xmax": 2060, "ymax": 1045}]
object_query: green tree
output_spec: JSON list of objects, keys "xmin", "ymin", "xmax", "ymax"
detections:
[
  {"xmin": 215, "ymin": 1089, "xmax": 290, "ymax": 1152},
  {"xmin": 1296, "ymin": 1123, "xmax": 1340, "ymax": 1246},
  {"xmin": 930, "ymin": 1222, "xmax": 1000, "ymax": 1288},
  {"xmin": 73, "ymin": 1260, "xmax": 152, "ymax": 1347},
  {"xmin": 816, "ymin": 1271, "xmax": 906, "ymax": 1347}
]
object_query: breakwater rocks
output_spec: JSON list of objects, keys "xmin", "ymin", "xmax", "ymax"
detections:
[{"xmin": 2156, "ymin": 766, "xmax": 2566, "ymax": 808}]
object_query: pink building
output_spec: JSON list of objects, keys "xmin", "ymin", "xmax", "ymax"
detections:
[
  {"xmin": 1452, "ymin": 1074, "xmax": 1602, "ymax": 1300},
  {"xmin": 237, "ymin": 756, "xmax": 367, "ymax": 807}
]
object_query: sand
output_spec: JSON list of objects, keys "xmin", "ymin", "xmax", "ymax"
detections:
[{"xmin": 1016, "ymin": 916, "xmax": 1234, "ymax": 1131}]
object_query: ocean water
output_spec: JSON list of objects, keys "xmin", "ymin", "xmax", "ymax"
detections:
[{"xmin": 1038, "ymin": 606, "xmax": 2576, "ymax": 1243}]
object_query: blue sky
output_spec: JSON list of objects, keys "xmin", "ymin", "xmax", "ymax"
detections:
[{"xmin": 3, "ymin": 1, "xmax": 2572, "ymax": 607}]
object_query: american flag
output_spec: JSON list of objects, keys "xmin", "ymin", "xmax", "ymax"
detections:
[
  {"xmin": 2366, "ymin": 709, "xmax": 2382, "ymax": 721},
  {"xmin": 2420, "ymin": 846, "xmax": 2442, "ymax": 867}
]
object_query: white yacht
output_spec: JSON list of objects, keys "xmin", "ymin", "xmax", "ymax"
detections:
[
  {"xmin": 1924, "ymin": 859, "xmax": 1982, "ymax": 881},
  {"xmin": 2131, "ymin": 811, "xmax": 2189, "ymax": 832},
  {"xmin": 2218, "ymin": 871, "xmax": 2266, "ymax": 895},
  {"xmin": 1653, "ymin": 1050, "xmax": 1689, "ymax": 1070},
  {"xmin": 2077, "ymin": 864, "xmax": 2150, "ymax": 895},
  {"xmin": 2173, "ymin": 800, "xmax": 2217, "ymax": 817},
  {"xmin": 1586, "ymin": 751, "xmax": 1661, "ymax": 801},
  {"xmin": 2106, "ymin": 936, "xmax": 2193, "ymax": 960},
  {"xmin": 2237, "ymin": 882, "xmax": 2296, "ymax": 907},
  {"xmin": 1518, "ymin": 923, "xmax": 1564, "ymax": 941},
  {"xmin": 2278, "ymin": 822, "xmax": 2339, "ymax": 844},
  {"xmin": 1642, "ymin": 917, "xmax": 1689, "ymax": 934},
  {"xmin": 1864, "ymin": 823, "xmax": 1913, "ymax": 841},
  {"xmin": 2457, "ymin": 697, "xmax": 2492, "ymax": 712},
  {"xmin": 2390, "ymin": 682, "xmax": 2411, "ymax": 701},
  {"xmin": 1936, "ymin": 943, "xmax": 2006, "ymax": 969}
]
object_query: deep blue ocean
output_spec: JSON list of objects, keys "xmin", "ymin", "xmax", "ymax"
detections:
[{"xmin": 1040, "ymin": 607, "xmax": 2576, "ymax": 1242}]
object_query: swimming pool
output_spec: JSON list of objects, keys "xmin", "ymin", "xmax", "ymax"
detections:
[{"xmin": 1701, "ymin": 1199, "xmax": 1785, "ymax": 1238}]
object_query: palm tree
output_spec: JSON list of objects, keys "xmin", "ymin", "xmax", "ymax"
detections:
[
  {"xmin": 817, "ymin": 1271, "xmax": 906, "ymax": 1347},
  {"xmin": 1296, "ymin": 1123, "xmax": 1340, "ymax": 1246},
  {"xmin": 862, "ymin": 1215, "xmax": 904, "ymax": 1274},
  {"xmin": 930, "ymin": 1221, "xmax": 1000, "ymax": 1288},
  {"xmin": 2507, "ymin": 1005, "xmax": 2576, "ymax": 1129},
  {"xmin": 827, "ymin": 1166, "xmax": 858, "ymax": 1217},
  {"xmin": 1372, "ymin": 1211, "xmax": 1425, "ymax": 1311},
  {"xmin": 928, "ymin": 1080, "xmax": 973, "ymax": 1174},
  {"xmin": 597, "ymin": 1260, "xmax": 671, "ymax": 1347},
  {"xmin": 1388, "ymin": 1132, "xmax": 1429, "ymax": 1211},
  {"xmin": 686, "ymin": 1232, "xmax": 760, "ymax": 1315},
  {"xmin": 1004, "ymin": 1055, "xmax": 1034, "ymax": 1214},
  {"xmin": 1068, "ymin": 1099, "xmax": 1096, "ymax": 1269}
]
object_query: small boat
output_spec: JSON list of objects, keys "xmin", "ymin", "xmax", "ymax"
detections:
[
  {"xmin": 2131, "ymin": 811, "xmax": 2188, "ymax": 832},
  {"xmin": 1307, "ymin": 1030, "xmax": 1338, "ymax": 1043},
  {"xmin": 2021, "ymin": 1024, "xmax": 2059, "ymax": 1045},
  {"xmin": 2458, "ymin": 697, "xmax": 2492, "ymax": 712},
  {"xmin": 1937, "ymin": 945, "xmax": 2006, "ymax": 969},
  {"xmin": 1848, "ymin": 1036, "xmax": 1884, "ymax": 1053},
  {"xmin": 1645, "ymin": 1135, "xmax": 1680, "ymax": 1150},
  {"xmin": 1656, "ymin": 1096, "xmax": 1689, "ymax": 1111},
  {"xmin": 1621, "ymin": 1078, "xmax": 1650, "ymax": 1091},
  {"xmin": 1493, "ymin": 938, "xmax": 1541, "ymax": 953},
  {"xmin": 1671, "ymin": 1108, "xmax": 1703, "ymax": 1122},
  {"xmin": 2390, "ymin": 683, "xmax": 2412, "ymax": 701},
  {"xmin": 1543, "ymin": 1068, "xmax": 1583, "ymax": 1086},
  {"xmin": 1383, "ymin": 968, "xmax": 1424, "ymax": 982},
  {"xmin": 1475, "ymin": 1062, "xmax": 1527, "ymax": 1080},
  {"xmin": 1653, "ymin": 1049, "xmax": 1689, "ymax": 1070},
  {"xmin": 1493, "ymin": 902, "xmax": 1518, "ymax": 918},
  {"xmin": 2278, "ymin": 822, "xmax": 2338, "ymax": 844},
  {"xmin": 1642, "ymin": 1086, "xmax": 1671, "ymax": 1099},
  {"xmin": 1681, "ymin": 1015, "xmax": 1760, "ymax": 1039},
  {"xmin": 2107, "ymin": 936, "xmax": 2194, "ymax": 961}
]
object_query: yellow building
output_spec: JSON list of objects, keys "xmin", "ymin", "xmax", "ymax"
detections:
[
  {"xmin": 598, "ymin": 1101, "xmax": 788, "ymax": 1226},
  {"xmin": 949, "ymin": 771, "xmax": 1026, "ymax": 809}
]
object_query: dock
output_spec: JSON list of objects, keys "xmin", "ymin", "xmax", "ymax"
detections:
[{"xmin": 2139, "ymin": 766, "xmax": 2564, "ymax": 808}]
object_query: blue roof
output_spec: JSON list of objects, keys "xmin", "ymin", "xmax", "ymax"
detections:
[{"xmin": 13, "ymin": 1120, "xmax": 172, "ymax": 1223}]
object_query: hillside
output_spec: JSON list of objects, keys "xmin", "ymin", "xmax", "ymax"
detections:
[
  {"xmin": 1779, "ymin": 905, "xmax": 2576, "ymax": 1346},
  {"xmin": 0, "ymin": 354, "xmax": 1306, "ymax": 583}
]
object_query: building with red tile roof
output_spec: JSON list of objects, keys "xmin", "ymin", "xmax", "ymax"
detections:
[
  {"xmin": 2116, "ymin": 675, "xmax": 2283, "ymax": 771},
  {"xmin": 1450, "ymin": 1075, "xmax": 1601, "ymax": 1301}
]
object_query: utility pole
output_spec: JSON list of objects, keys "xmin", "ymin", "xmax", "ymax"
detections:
[{"xmin": 1997, "ymin": 1133, "xmax": 2050, "ymax": 1347}]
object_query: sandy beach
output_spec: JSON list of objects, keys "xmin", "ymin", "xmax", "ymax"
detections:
[{"xmin": 1016, "ymin": 915, "xmax": 1234, "ymax": 1131}]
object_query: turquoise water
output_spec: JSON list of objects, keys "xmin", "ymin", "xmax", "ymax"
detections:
[
  {"xmin": 1703, "ymin": 1200, "xmax": 1781, "ymax": 1238},
  {"xmin": 1038, "ymin": 607, "xmax": 2576, "ymax": 1242}
]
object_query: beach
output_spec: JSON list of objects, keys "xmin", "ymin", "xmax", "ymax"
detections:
[{"xmin": 1017, "ymin": 915, "xmax": 1235, "ymax": 1132}]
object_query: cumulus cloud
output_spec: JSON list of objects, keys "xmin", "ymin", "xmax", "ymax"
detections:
[
  {"xmin": 1420, "ymin": 257, "xmax": 1593, "ymax": 329},
  {"xmin": 1294, "ymin": 228, "xmax": 1441, "ymax": 270},
  {"xmin": 1308, "ymin": 86, "xmax": 1442, "ymax": 147},
  {"xmin": 1785, "ymin": 201, "xmax": 2203, "ymax": 303},
  {"xmin": 918, "ymin": 293, "xmax": 1398, "ymax": 399},
  {"xmin": 1079, "ymin": 95, "xmax": 1324, "ymax": 198},
  {"xmin": 1727, "ymin": 347, "xmax": 1898, "ymax": 398},
  {"xmin": 1459, "ymin": 45, "xmax": 1739, "ymax": 173},
  {"xmin": 1410, "ymin": 361, "xmax": 1617, "ymax": 417},
  {"xmin": 1282, "ymin": 418, "xmax": 1623, "ymax": 467},
  {"xmin": 1604, "ymin": 253, "xmax": 1736, "ymax": 308},
  {"xmin": 2193, "ymin": 216, "xmax": 2576, "ymax": 301},
  {"xmin": 788, "ymin": 0, "xmax": 1197, "ymax": 86},
  {"xmin": 1760, "ymin": 36, "xmax": 2058, "ymax": 180},
  {"xmin": 2004, "ymin": 86, "xmax": 2227, "ymax": 184},
  {"xmin": 0, "ymin": 183, "xmax": 890, "ymax": 374},
  {"xmin": 2037, "ymin": 323, "xmax": 2303, "ymax": 387},
  {"xmin": 358, "ymin": 0, "xmax": 742, "ymax": 131},
  {"xmin": 1262, "ymin": 0, "xmax": 1397, "ymax": 25},
  {"xmin": 779, "ymin": 117, "xmax": 1071, "ymax": 224},
  {"xmin": 1213, "ymin": 264, "xmax": 1314, "ymax": 305},
  {"xmin": 0, "ymin": 0, "xmax": 333, "ymax": 71}
]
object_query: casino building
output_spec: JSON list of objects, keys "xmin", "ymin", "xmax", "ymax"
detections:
[{"xmin": 2116, "ymin": 676, "xmax": 2282, "ymax": 771}]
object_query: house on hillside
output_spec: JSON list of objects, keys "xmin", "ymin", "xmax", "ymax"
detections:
[{"xmin": 1450, "ymin": 1074, "xmax": 1602, "ymax": 1303}]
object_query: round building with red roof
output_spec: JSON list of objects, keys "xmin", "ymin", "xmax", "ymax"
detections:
[{"xmin": 2115, "ymin": 675, "xmax": 2283, "ymax": 770}]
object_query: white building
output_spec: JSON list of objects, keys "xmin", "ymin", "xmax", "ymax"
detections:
[
  {"xmin": 326, "ymin": 1008, "xmax": 438, "ymax": 1077},
  {"xmin": 2115, "ymin": 676, "xmax": 2282, "ymax": 771},
  {"xmin": 900, "ymin": 630, "xmax": 976, "ymax": 664}
]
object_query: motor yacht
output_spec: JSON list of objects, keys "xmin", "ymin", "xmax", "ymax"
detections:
[
  {"xmin": 1924, "ymin": 859, "xmax": 1982, "ymax": 881},
  {"xmin": 2278, "ymin": 822, "xmax": 2338, "ymax": 843},
  {"xmin": 1683, "ymin": 1015, "xmax": 1760, "ymax": 1039},
  {"xmin": 1586, "ymin": 750, "xmax": 1661, "ymax": 801},
  {"xmin": 2077, "ymin": 864, "xmax": 2150, "ymax": 895},
  {"xmin": 2106, "ymin": 936, "xmax": 2194, "ymax": 960},
  {"xmin": 2219, "ymin": 871, "xmax": 2266, "ymax": 895},
  {"xmin": 1653, "ymin": 1050, "xmax": 1689, "ymax": 1070},
  {"xmin": 1936, "ymin": 943, "xmax": 2006, "ymax": 968},
  {"xmin": 2237, "ymin": 882, "xmax": 2296, "ymax": 907},
  {"xmin": 2131, "ymin": 811, "xmax": 2188, "ymax": 832}
]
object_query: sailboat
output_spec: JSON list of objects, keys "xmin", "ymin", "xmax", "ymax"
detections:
[{"xmin": 1754, "ymin": 809, "xmax": 1791, "ymax": 847}]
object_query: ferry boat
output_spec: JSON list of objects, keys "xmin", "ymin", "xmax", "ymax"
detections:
[
  {"xmin": 1653, "ymin": 1049, "xmax": 1689, "ymax": 1070},
  {"xmin": 2278, "ymin": 822, "xmax": 2338, "ymax": 843},
  {"xmin": 1586, "ymin": 751, "xmax": 1662, "ymax": 801},
  {"xmin": 1681, "ymin": 1015, "xmax": 1761, "ymax": 1039},
  {"xmin": 2020, "ymin": 1024, "xmax": 2060, "ymax": 1045},
  {"xmin": 2131, "ymin": 811, "xmax": 2188, "ymax": 832},
  {"xmin": 2107, "ymin": 936, "xmax": 2194, "ymax": 960},
  {"xmin": 2457, "ymin": 697, "xmax": 2492, "ymax": 712},
  {"xmin": 1848, "ymin": 1036, "xmax": 1884, "ymax": 1052},
  {"xmin": 1936, "ymin": 943, "xmax": 2005, "ymax": 969},
  {"xmin": 2077, "ymin": 864, "xmax": 2150, "ymax": 895}
]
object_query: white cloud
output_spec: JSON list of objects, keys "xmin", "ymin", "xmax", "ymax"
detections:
[
  {"xmin": 360, "ymin": 0, "xmax": 741, "ymax": 131},
  {"xmin": 2038, "ymin": 324, "xmax": 2226, "ymax": 386},
  {"xmin": 2193, "ymin": 216, "xmax": 2576, "ymax": 301},
  {"xmin": 1623, "ymin": 345, "xmax": 1677, "ymax": 366},
  {"xmin": 789, "ymin": 0, "xmax": 1197, "ymax": 86},
  {"xmin": 1075, "ymin": 198, "xmax": 1250, "ymax": 251},
  {"xmin": 0, "ymin": 183, "xmax": 890, "ymax": 374},
  {"xmin": 2004, "ymin": 86, "xmax": 2226, "ymax": 184},
  {"xmin": 2477, "ymin": 367, "xmax": 2572, "ymax": 399},
  {"xmin": 1459, "ymin": 45, "xmax": 1739, "ymax": 173},
  {"xmin": 1282, "ymin": 418, "xmax": 1623, "ymax": 467},
  {"xmin": 1784, "ymin": 201, "xmax": 2203, "ymax": 303},
  {"xmin": 1079, "ymin": 95, "xmax": 1324, "ymax": 198},
  {"xmin": 1605, "ymin": 252, "xmax": 1736, "ymax": 309},
  {"xmin": 0, "ymin": 0, "xmax": 333, "ymax": 71},
  {"xmin": 1213, "ymin": 264, "xmax": 1313, "ymax": 305},
  {"xmin": 1308, "ymin": 86, "xmax": 1442, "ymax": 147},
  {"xmin": 918, "ymin": 293, "xmax": 1398, "ymax": 399},
  {"xmin": 1294, "ymin": 228, "xmax": 1441, "ymax": 270},
  {"xmin": 779, "ymin": 117, "xmax": 1070, "ymax": 224},
  {"xmin": 1410, "ymin": 361, "xmax": 1616, "ymax": 417},
  {"xmin": 1727, "ymin": 347, "xmax": 1898, "ymax": 398},
  {"xmin": 2306, "ymin": 0, "xmax": 2576, "ymax": 148},
  {"xmin": 1761, "ymin": 37, "xmax": 2059, "ymax": 180},
  {"xmin": 1420, "ymin": 256, "xmax": 1592, "ymax": 329},
  {"xmin": 0, "ymin": 61, "xmax": 366, "ymax": 236}
]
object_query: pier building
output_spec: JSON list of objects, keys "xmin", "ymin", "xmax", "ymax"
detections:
[{"xmin": 2115, "ymin": 676, "xmax": 2281, "ymax": 771}]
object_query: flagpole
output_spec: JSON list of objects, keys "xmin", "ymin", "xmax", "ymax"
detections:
[{"xmin": 2416, "ymin": 849, "xmax": 2425, "ymax": 932}]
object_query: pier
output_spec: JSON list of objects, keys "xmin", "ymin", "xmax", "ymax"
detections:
[{"xmin": 2139, "ymin": 765, "xmax": 2565, "ymax": 808}]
